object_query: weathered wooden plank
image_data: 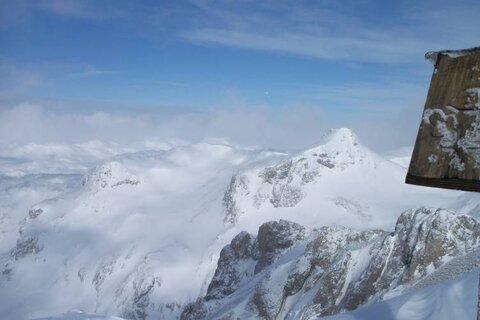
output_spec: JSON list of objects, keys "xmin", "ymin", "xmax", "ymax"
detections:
[
  {"xmin": 405, "ymin": 173, "xmax": 480, "ymax": 192},
  {"xmin": 406, "ymin": 47, "xmax": 480, "ymax": 192}
]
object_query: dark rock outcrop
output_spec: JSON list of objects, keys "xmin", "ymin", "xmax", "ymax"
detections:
[{"xmin": 181, "ymin": 207, "xmax": 480, "ymax": 320}]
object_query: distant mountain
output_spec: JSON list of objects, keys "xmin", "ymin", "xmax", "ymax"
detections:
[
  {"xmin": 0, "ymin": 143, "xmax": 276, "ymax": 320},
  {"xmin": 223, "ymin": 128, "xmax": 461, "ymax": 231}
]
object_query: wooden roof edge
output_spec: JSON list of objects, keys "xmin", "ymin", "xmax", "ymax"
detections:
[{"xmin": 425, "ymin": 46, "xmax": 480, "ymax": 65}]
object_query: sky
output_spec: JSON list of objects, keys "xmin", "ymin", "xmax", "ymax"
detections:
[{"xmin": 1, "ymin": 0, "xmax": 479, "ymax": 151}]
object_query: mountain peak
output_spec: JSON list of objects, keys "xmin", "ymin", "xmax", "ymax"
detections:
[
  {"xmin": 302, "ymin": 128, "xmax": 362, "ymax": 158},
  {"xmin": 82, "ymin": 161, "xmax": 140, "ymax": 193},
  {"xmin": 321, "ymin": 128, "xmax": 359, "ymax": 147}
]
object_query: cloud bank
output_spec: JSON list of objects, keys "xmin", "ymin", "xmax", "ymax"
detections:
[{"xmin": 0, "ymin": 101, "xmax": 422, "ymax": 153}]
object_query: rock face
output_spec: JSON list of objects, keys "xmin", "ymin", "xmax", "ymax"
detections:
[{"xmin": 181, "ymin": 207, "xmax": 480, "ymax": 320}]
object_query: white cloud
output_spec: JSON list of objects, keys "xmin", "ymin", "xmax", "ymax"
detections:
[
  {"xmin": 35, "ymin": 0, "xmax": 106, "ymax": 20},
  {"xmin": 0, "ymin": 59, "xmax": 124, "ymax": 102},
  {"xmin": 0, "ymin": 0, "xmax": 126, "ymax": 27},
  {"xmin": 0, "ymin": 99, "xmax": 423, "ymax": 153},
  {"xmin": 185, "ymin": 29, "xmax": 422, "ymax": 63},
  {"xmin": 183, "ymin": 1, "xmax": 480, "ymax": 63},
  {"xmin": 65, "ymin": 67, "xmax": 120, "ymax": 79}
]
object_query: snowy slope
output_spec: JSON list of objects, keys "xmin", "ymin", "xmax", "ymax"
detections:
[
  {"xmin": 0, "ymin": 173, "xmax": 81, "ymax": 253},
  {"xmin": 33, "ymin": 269, "xmax": 480, "ymax": 320},
  {"xmin": 0, "ymin": 140, "xmax": 152, "ymax": 254},
  {"xmin": 322, "ymin": 269, "xmax": 478, "ymax": 320},
  {"xmin": 1, "ymin": 128, "xmax": 480, "ymax": 320},
  {"xmin": 0, "ymin": 143, "xmax": 280, "ymax": 320},
  {"xmin": 33, "ymin": 310, "xmax": 126, "ymax": 320}
]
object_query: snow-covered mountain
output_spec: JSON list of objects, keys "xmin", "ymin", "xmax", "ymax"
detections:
[
  {"xmin": 181, "ymin": 207, "xmax": 480, "ymax": 319},
  {"xmin": 1, "ymin": 128, "xmax": 479, "ymax": 320},
  {"xmin": 0, "ymin": 143, "xmax": 277, "ymax": 320},
  {"xmin": 223, "ymin": 128, "xmax": 463, "ymax": 232}
]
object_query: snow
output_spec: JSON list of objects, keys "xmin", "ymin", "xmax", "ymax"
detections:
[
  {"xmin": 425, "ymin": 46, "xmax": 480, "ymax": 65},
  {"xmin": 419, "ymin": 86, "xmax": 480, "ymax": 172},
  {"xmin": 427, "ymin": 154, "xmax": 438, "ymax": 163},
  {"xmin": 1, "ymin": 129, "xmax": 480, "ymax": 319},
  {"xmin": 0, "ymin": 142, "xmax": 280, "ymax": 320},
  {"xmin": 412, "ymin": 248, "xmax": 480, "ymax": 291},
  {"xmin": 33, "ymin": 310, "xmax": 126, "ymax": 320},
  {"xmin": 336, "ymin": 243, "xmax": 374, "ymax": 305},
  {"xmin": 321, "ymin": 269, "xmax": 479, "ymax": 320},
  {"xmin": 35, "ymin": 252, "xmax": 480, "ymax": 320}
]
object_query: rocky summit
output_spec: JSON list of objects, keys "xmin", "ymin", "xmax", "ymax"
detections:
[{"xmin": 181, "ymin": 207, "xmax": 480, "ymax": 320}]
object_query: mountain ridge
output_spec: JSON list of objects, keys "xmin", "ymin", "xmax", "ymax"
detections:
[{"xmin": 181, "ymin": 207, "xmax": 480, "ymax": 319}]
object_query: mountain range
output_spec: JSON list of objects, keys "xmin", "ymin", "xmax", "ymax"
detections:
[{"xmin": 1, "ymin": 128, "xmax": 479, "ymax": 319}]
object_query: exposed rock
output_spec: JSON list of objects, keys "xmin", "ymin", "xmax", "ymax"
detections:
[
  {"xmin": 181, "ymin": 207, "xmax": 480, "ymax": 319},
  {"xmin": 259, "ymin": 159, "xmax": 313, "ymax": 208},
  {"xmin": 223, "ymin": 175, "xmax": 250, "ymax": 224},
  {"xmin": 12, "ymin": 236, "xmax": 43, "ymax": 260},
  {"xmin": 206, "ymin": 231, "xmax": 257, "ymax": 301},
  {"xmin": 255, "ymin": 220, "xmax": 306, "ymax": 273},
  {"xmin": 92, "ymin": 257, "xmax": 117, "ymax": 292},
  {"xmin": 123, "ymin": 275, "xmax": 162, "ymax": 320},
  {"xmin": 82, "ymin": 161, "xmax": 140, "ymax": 194},
  {"xmin": 180, "ymin": 299, "xmax": 208, "ymax": 320},
  {"xmin": 28, "ymin": 208, "xmax": 43, "ymax": 219}
]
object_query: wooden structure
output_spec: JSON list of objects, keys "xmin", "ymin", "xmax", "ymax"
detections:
[{"xmin": 406, "ymin": 46, "xmax": 480, "ymax": 192}]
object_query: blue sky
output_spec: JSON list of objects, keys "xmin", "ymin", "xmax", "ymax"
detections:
[{"xmin": 1, "ymin": 0, "xmax": 479, "ymax": 150}]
